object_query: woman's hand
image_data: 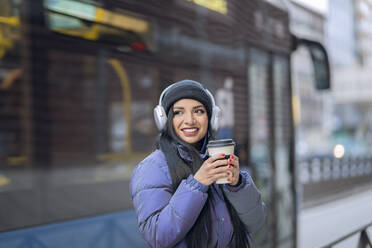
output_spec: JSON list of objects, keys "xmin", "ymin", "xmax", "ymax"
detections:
[
  {"xmin": 227, "ymin": 155, "xmax": 240, "ymax": 186},
  {"xmin": 194, "ymin": 153, "xmax": 231, "ymax": 186}
]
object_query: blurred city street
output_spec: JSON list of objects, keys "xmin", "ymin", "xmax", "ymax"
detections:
[
  {"xmin": 1, "ymin": 0, "xmax": 372, "ymax": 247},
  {"xmin": 292, "ymin": 0, "xmax": 372, "ymax": 246}
]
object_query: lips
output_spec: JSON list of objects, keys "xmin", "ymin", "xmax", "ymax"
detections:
[{"xmin": 181, "ymin": 127, "xmax": 199, "ymax": 136}]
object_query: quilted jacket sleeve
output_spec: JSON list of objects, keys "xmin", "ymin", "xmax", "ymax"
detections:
[
  {"xmin": 223, "ymin": 170, "xmax": 266, "ymax": 233},
  {"xmin": 130, "ymin": 152, "xmax": 208, "ymax": 248}
]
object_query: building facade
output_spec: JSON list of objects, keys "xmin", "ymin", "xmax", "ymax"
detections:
[{"xmin": 327, "ymin": 0, "xmax": 372, "ymax": 156}]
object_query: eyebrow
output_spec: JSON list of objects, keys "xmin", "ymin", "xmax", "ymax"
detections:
[{"xmin": 173, "ymin": 105, "xmax": 205, "ymax": 110}]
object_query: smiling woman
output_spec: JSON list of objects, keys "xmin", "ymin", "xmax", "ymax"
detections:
[{"xmin": 130, "ymin": 80, "xmax": 266, "ymax": 248}]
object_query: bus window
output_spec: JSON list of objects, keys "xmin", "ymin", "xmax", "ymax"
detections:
[
  {"xmin": 44, "ymin": 0, "xmax": 153, "ymax": 52},
  {"xmin": 273, "ymin": 55, "xmax": 294, "ymax": 247},
  {"xmin": 0, "ymin": 0, "xmax": 24, "ymax": 167},
  {"xmin": 248, "ymin": 48, "xmax": 272, "ymax": 246},
  {"xmin": 248, "ymin": 48, "xmax": 271, "ymax": 184}
]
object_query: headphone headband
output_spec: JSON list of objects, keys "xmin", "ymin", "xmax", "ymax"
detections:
[{"xmin": 158, "ymin": 83, "xmax": 175, "ymax": 106}]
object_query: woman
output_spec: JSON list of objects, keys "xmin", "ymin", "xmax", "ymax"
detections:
[{"xmin": 130, "ymin": 80, "xmax": 266, "ymax": 248}]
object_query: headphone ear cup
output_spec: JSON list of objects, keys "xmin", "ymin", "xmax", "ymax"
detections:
[
  {"xmin": 154, "ymin": 105, "xmax": 167, "ymax": 131},
  {"xmin": 210, "ymin": 106, "xmax": 221, "ymax": 131}
]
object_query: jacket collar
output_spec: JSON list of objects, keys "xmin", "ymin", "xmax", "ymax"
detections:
[{"xmin": 176, "ymin": 136, "xmax": 208, "ymax": 162}]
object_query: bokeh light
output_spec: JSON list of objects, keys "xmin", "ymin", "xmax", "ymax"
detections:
[{"xmin": 333, "ymin": 144, "xmax": 345, "ymax": 158}]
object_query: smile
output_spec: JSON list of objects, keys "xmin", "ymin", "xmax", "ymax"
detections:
[{"xmin": 181, "ymin": 128, "xmax": 199, "ymax": 136}]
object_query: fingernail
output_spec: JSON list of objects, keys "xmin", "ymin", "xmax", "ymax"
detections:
[
  {"xmin": 226, "ymin": 172, "xmax": 230, "ymax": 176},
  {"xmin": 221, "ymin": 153, "xmax": 225, "ymax": 157},
  {"xmin": 231, "ymin": 155, "xmax": 234, "ymax": 159},
  {"xmin": 228, "ymin": 165, "xmax": 231, "ymax": 168},
  {"xmin": 227, "ymin": 178, "xmax": 231, "ymax": 181},
  {"xmin": 228, "ymin": 159, "xmax": 231, "ymax": 163}
]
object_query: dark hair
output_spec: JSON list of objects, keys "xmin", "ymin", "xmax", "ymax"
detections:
[{"xmin": 157, "ymin": 107, "xmax": 250, "ymax": 247}]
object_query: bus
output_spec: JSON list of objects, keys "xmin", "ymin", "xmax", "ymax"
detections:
[{"xmin": 0, "ymin": 0, "xmax": 330, "ymax": 247}]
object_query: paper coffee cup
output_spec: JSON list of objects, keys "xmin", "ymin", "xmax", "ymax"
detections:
[{"xmin": 207, "ymin": 139, "xmax": 235, "ymax": 184}]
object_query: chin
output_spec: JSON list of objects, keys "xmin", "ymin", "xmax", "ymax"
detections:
[{"xmin": 182, "ymin": 136, "xmax": 202, "ymax": 145}]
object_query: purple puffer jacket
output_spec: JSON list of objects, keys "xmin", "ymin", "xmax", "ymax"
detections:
[{"xmin": 130, "ymin": 149, "xmax": 266, "ymax": 248}]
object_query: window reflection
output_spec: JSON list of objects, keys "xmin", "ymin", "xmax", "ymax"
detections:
[
  {"xmin": 0, "ymin": 0, "xmax": 24, "ymax": 168},
  {"xmin": 249, "ymin": 48, "xmax": 271, "ymax": 177},
  {"xmin": 248, "ymin": 48, "xmax": 271, "ymax": 247},
  {"xmin": 44, "ymin": 0, "xmax": 153, "ymax": 51},
  {"xmin": 273, "ymin": 55, "xmax": 294, "ymax": 247}
]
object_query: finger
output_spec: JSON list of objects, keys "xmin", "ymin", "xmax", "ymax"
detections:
[
  {"xmin": 206, "ymin": 153, "xmax": 228, "ymax": 163},
  {"xmin": 212, "ymin": 172, "xmax": 230, "ymax": 181},
  {"xmin": 224, "ymin": 159, "xmax": 234, "ymax": 169},
  {"xmin": 231, "ymin": 171, "xmax": 239, "ymax": 181},
  {"xmin": 209, "ymin": 159, "xmax": 229, "ymax": 169},
  {"xmin": 229, "ymin": 161, "xmax": 239, "ymax": 171},
  {"xmin": 226, "ymin": 170, "xmax": 238, "ymax": 182},
  {"xmin": 226, "ymin": 163, "xmax": 239, "ymax": 179},
  {"xmin": 229, "ymin": 165, "xmax": 239, "ymax": 175},
  {"xmin": 229, "ymin": 155, "xmax": 239, "ymax": 163},
  {"xmin": 201, "ymin": 154, "xmax": 225, "ymax": 170},
  {"xmin": 228, "ymin": 177, "xmax": 238, "ymax": 185},
  {"xmin": 211, "ymin": 164, "xmax": 231, "ymax": 174},
  {"xmin": 230, "ymin": 154, "xmax": 238, "ymax": 160},
  {"xmin": 228, "ymin": 155, "xmax": 239, "ymax": 168}
]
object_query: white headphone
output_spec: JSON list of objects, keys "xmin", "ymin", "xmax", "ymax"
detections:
[{"xmin": 153, "ymin": 82, "xmax": 221, "ymax": 132}]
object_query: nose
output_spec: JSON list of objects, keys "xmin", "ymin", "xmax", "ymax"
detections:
[{"xmin": 184, "ymin": 112, "xmax": 196, "ymax": 125}]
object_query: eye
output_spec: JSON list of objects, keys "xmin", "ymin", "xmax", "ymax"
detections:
[
  {"xmin": 173, "ymin": 110, "xmax": 183, "ymax": 116},
  {"xmin": 194, "ymin": 109, "xmax": 205, "ymax": 114}
]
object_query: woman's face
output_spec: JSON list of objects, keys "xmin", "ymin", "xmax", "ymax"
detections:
[{"xmin": 172, "ymin": 98, "xmax": 209, "ymax": 145}]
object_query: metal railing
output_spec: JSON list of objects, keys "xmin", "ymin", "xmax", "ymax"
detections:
[
  {"xmin": 320, "ymin": 222, "xmax": 372, "ymax": 248},
  {"xmin": 299, "ymin": 156, "xmax": 372, "ymax": 184}
]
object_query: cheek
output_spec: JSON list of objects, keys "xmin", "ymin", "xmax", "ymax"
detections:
[
  {"xmin": 200, "ymin": 128, "xmax": 208, "ymax": 138},
  {"xmin": 200, "ymin": 117, "xmax": 209, "ymax": 130},
  {"xmin": 172, "ymin": 119, "xmax": 176, "ymax": 128},
  {"xmin": 172, "ymin": 116, "xmax": 180, "ymax": 127}
]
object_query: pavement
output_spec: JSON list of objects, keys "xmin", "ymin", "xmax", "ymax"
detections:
[
  {"xmin": 301, "ymin": 173, "xmax": 372, "ymax": 209},
  {"xmin": 299, "ymin": 184, "xmax": 372, "ymax": 248}
]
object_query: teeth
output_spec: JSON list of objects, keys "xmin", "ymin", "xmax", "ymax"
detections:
[{"xmin": 182, "ymin": 128, "xmax": 197, "ymax": 133}]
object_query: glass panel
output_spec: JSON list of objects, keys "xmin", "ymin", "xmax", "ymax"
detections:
[
  {"xmin": 0, "ymin": 0, "xmax": 21, "ymax": 74},
  {"xmin": 0, "ymin": 1, "xmax": 22, "ymax": 167},
  {"xmin": 249, "ymin": 48, "xmax": 271, "ymax": 186},
  {"xmin": 44, "ymin": 0, "xmax": 153, "ymax": 51},
  {"xmin": 273, "ymin": 55, "xmax": 294, "ymax": 247},
  {"xmin": 215, "ymin": 77, "xmax": 235, "ymax": 139},
  {"xmin": 248, "ymin": 48, "xmax": 271, "ymax": 247},
  {"xmin": 45, "ymin": 0, "xmax": 97, "ymax": 20},
  {"xmin": 0, "ymin": 47, "xmax": 159, "ymax": 230}
]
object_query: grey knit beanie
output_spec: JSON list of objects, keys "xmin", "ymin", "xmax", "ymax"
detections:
[{"xmin": 162, "ymin": 80, "xmax": 213, "ymax": 119}]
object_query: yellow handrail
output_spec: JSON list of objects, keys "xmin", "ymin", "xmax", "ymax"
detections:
[
  {"xmin": 0, "ymin": 16, "xmax": 20, "ymax": 26},
  {"xmin": 107, "ymin": 58, "xmax": 132, "ymax": 156}
]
